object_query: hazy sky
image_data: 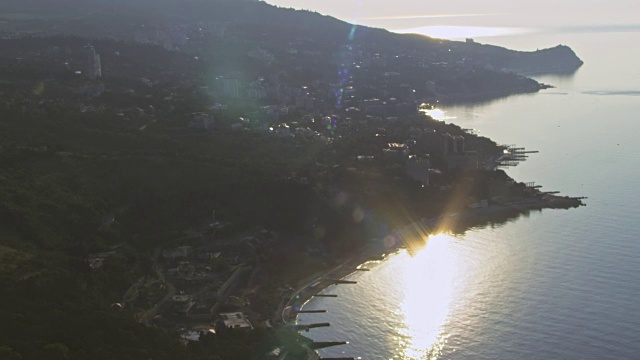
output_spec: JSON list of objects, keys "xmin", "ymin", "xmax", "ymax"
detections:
[{"xmin": 265, "ymin": 0, "xmax": 640, "ymax": 30}]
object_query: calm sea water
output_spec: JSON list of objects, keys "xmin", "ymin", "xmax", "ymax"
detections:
[{"xmin": 299, "ymin": 27, "xmax": 640, "ymax": 359}]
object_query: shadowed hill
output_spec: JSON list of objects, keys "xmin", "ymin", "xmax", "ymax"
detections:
[{"xmin": 0, "ymin": 0, "xmax": 582, "ymax": 75}]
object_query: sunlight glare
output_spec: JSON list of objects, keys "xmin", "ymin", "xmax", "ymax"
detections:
[
  {"xmin": 395, "ymin": 26, "xmax": 532, "ymax": 40},
  {"xmin": 420, "ymin": 108, "xmax": 456, "ymax": 121},
  {"xmin": 397, "ymin": 233, "xmax": 460, "ymax": 359}
]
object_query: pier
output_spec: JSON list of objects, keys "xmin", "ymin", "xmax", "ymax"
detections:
[
  {"xmin": 281, "ymin": 262, "xmax": 360, "ymax": 358},
  {"xmin": 293, "ymin": 322, "xmax": 330, "ymax": 332},
  {"xmin": 509, "ymin": 147, "xmax": 539, "ymax": 153},
  {"xmin": 325, "ymin": 279, "xmax": 357, "ymax": 284},
  {"xmin": 526, "ymin": 182, "xmax": 542, "ymax": 189},
  {"xmin": 496, "ymin": 145, "xmax": 539, "ymax": 168},
  {"xmin": 309, "ymin": 341, "xmax": 348, "ymax": 350}
]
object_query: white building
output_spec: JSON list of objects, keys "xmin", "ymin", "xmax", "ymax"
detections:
[
  {"xmin": 84, "ymin": 45, "xmax": 102, "ymax": 80},
  {"xmin": 222, "ymin": 78, "xmax": 240, "ymax": 98},
  {"xmin": 220, "ymin": 312, "xmax": 253, "ymax": 330}
]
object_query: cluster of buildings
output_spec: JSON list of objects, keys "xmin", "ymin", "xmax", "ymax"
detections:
[
  {"xmin": 149, "ymin": 227, "xmax": 280, "ymax": 342},
  {"xmin": 247, "ymin": 47, "xmax": 275, "ymax": 65},
  {"xmin": 132, "ymin": 21, "xmax": 227, "ymax": 51},
  {"xmin": 351, "ymin": 121, "xmax": 482, "ymax": 190},
  {"xmin": 442, "ymin": 133, "xmax": 479, "ymax": 171}
]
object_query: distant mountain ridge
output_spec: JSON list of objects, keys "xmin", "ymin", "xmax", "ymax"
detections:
[{"xmin": 0, "ymin": 0, "xmax": 583, "ymax": 76}]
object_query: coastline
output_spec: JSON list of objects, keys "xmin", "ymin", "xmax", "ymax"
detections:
[
  {"xmin": 439, "ymin": 85, "xmax": 541, "ymax": 105},
  {"xmin": 281, "ymin": 194, "xmax": 584, "ymax": 327},
  {"xmin": 282, "ymin": 195, "xmax": 585, "ymax": 359}
]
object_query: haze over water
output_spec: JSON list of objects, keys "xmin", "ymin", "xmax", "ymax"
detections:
[{"xmin": 289, "ymin": 4, "xmax": 640, "ymax": 359}]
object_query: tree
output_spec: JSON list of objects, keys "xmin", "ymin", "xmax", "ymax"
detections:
[
  {"xmin": 34, "ymin": 343, "xmax": 70, "ymax": 360},
  {"xmin": 0, "ymin": 346, "xmax": 22, "ymax": 360}
]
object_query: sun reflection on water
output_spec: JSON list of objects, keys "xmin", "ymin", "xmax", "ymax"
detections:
[
  {"xmin": 397, "ymin": 233, "xmax": 461, "ymax": 359},
  {"xmin": 419, "ymin": 105, "xmax": 456, "ymax": 121},
  {"xmin": 423, "ymin": 108, "xmax": 455, "ymax": 121}
]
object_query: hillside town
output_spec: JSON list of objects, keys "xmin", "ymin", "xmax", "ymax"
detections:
[{"xmin": 0, "ymin": 1, "xmax": 584, "ymax": 359}]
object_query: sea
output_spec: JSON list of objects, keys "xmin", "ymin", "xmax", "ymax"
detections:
[{"xmin": 298, "ymin": 25, "xmax": 640, "ymax": 359}]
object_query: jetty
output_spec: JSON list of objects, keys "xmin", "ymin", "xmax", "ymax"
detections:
[
  {"xmin": 281, "ymin": 261, "xmax": 363, "ymax": 359},
  {"xmin": 309, "ymin": 341, "xmax": 348, "ymax": 350},
  {"xmin": 325, "ymin": 279, "xmax": 357, "ymax": 284},
  {"xmin": 496, "ymin": 145, "xmax": 539, "ymax": 168},
  {"xmin": 293, "ymin": 323, "xmax": 330, "ymax": 332}
]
